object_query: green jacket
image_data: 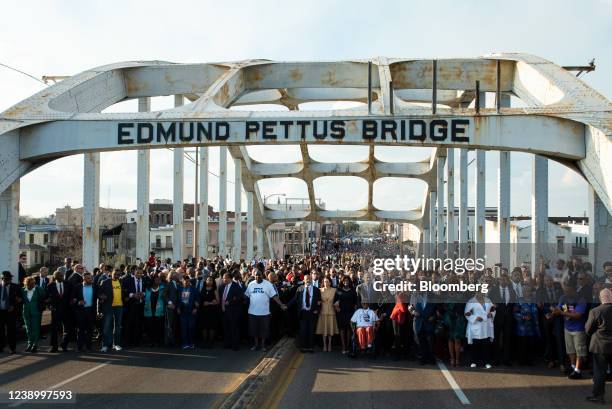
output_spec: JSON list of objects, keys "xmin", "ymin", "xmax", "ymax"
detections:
[{"xmin": 21, "ymin": 286, "xmax": 45, "ymax": 314}]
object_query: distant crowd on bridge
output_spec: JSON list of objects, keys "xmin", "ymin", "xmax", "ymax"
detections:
[{"xmin": 1, "ymin": 249, "xmax": 612, "ymax": 399}]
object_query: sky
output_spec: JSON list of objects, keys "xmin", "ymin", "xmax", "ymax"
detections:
[{"xmin": 1, "ymin": 0, "xmax": 610, "ymax": 218}]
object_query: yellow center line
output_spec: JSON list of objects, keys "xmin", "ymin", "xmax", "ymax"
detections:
[{"xmin": 263, "ymin": 352, "xmax": 304, "ymax": 409}]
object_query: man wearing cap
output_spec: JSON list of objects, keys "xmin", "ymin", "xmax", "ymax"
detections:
[{"xmin": 0, "ymin": 271, "xmax": 22, "ymax": 354}]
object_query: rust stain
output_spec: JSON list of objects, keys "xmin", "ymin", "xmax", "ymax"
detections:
[
  {"xmin": 2, "ymin": 105, "xmax": 28, "ymax": 118},
  {"xmin": 245, "ymin": 67, "xmax": 264, "ymax": 84},
  {"xmin": 289, "ymin": 68, "xmax": 302, "ymax": 82},
  {"xmin": 321, "ymin": 70, "xmax": 337, "ymax": 86},
  {"xmin": 126, "ymin": 80, "xmax": 148, "ymax": 95},
  {"xmin": 164, "ymin": 73, "xmax": 176, "ymax": 86}
]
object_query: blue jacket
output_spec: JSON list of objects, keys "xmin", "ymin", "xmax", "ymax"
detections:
[
  {"xmin": 144, "ymin": 285, "xmax": 166, "ymax": 318},
  {"xmin": 177, "ymin": 285, "xmax": 198, "ymax": 313}
]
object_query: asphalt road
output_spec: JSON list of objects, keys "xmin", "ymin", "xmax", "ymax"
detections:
[
  {"xmin": 273, "ymin": 352, "xmax": 599, "ymax": 409},
  {"xmin": 0, "ymin": 341, "xmax": 264, "ymax": 409}
]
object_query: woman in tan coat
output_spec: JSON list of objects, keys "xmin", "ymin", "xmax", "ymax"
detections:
[{"xmin": 316, "ymin": 277, "xmax": 339, "ymax": 351}]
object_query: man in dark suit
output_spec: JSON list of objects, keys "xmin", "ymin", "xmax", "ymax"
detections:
[
  {"xmin": 46, "ymin": 270, "xmax": 72, "ymax": 352},
  {"xmin": 18, "ymin": 254, "xmax": 27, "ymax": 284},
  {"xmin": 220, "ymin": 272, "xmax": 244, "ymax": 350},
  {"xmin": 123, "ymin": 268, "xmax": 146, "ymax": 347},
  {"xmin": 290, "ymin": 274, "xmax": 321, "ymax": 352},
  {"xmin": 72, "ymin": 272, "xmax": 97, "ymax": 351},
  {"xmin": 0, "ymin": 271, "xmax": 22, "ymax": 354},
  {"xmin": 412, "ymin": 290, "xmax": 438, "ymax": 365},
  {"xmin": 489, "ymin": 273, "xmax": 517, "ymax": 365},
  {"xmin": 585, "ymin": 288, "xmax": 612, "ymax": 403},
  {"xmin": 536, "ymin": 274, "xmax": 564, "ymax": 367},
  {"xmin": 164, "ymin": 271, "xmax": 179, "ymax": 347}
]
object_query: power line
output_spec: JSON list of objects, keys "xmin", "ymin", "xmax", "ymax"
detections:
[
  {"xmin": 0, "ymin": 62, "xmax": 47, "ymax": 85},
  {"xmin": 165, "ymin": 147, "xmax": 235, "ymax": 184}
]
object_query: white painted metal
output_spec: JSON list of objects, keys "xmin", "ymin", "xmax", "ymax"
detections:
[
  {"xmin": 498, "ymin": 95, "xmax": 512, "ymax": 269},
  {"xmin": 429, "ymin": 191, "xmax": 437, "ymax": 258},
  {"xmin": 172, "ymin": 95, "xmax": 185, "ymax": 261},
  {"xmin": 218, "ymin": 147, "xmax": 228, "ymax": 257},
  {"xmin": 246, "ymin": 192, "xmax": 254, "ymax": 260},
  {"xmin": 531, "ymin": 155, "xmax": 549, "ymax": 273},
  {"xmin": 446, "ymin": 149, "xmax": 455, "ymax": 257},
  {"xmin": 136, "ymin": 97, "xmax": 151, "ymax": 261},
  {"xmin": 198, "ymin": 147, "xmax": 209, "ymax": 258},
  {"xmin": 82, "ymin": 152, "xmax": 100, "ymax": 270},
  {"xmin": 588, "ymin": 187, "xmax": 612, "ymax": 277},
  {"xmin": 498, "ymin": 151, "xmax": 511, "ymax": 269},
  {"xmin": 458, "ymin": 149, "xmax": 468, "ymax": 257},
  {"xmin": 475, "ymin": 149, "xmax": 486, "ymax": 260},
  {"xmin": 0, "ymin": 181, "xmax": 19, "ymax": 283},
  {"xmin": 0, "ymin": 54, "xmax": 610, "ymax": 269},
  {"xmin": 256, "ymin": 226, "xmax": 264, "ymax": 259},
  {"xmin": 436, "ymin": 156, "xmax": 445, "ymax": 258},
  {"xmin": 233, "ymin": 158, "xmax": 242, "ymax": 260}
]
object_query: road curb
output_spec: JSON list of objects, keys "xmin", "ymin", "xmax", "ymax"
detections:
[{"xmin": 217, "ymin": 337, "xmax": 298, "ymax": 409}]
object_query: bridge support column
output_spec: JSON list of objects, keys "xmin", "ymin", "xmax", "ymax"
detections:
[
  {"xmin": 0, "ymin": 181, "xmax": 19, "ymax": 283},
  {"xmin": 421, "ymin": 227, "xmax": 430, "ymax": 258},
  {"xmin": 83, "ymin": 152, "xmax": 100, "ymax": 270},
  {"xmin": 198, "ymin": 147, "xmax": 209, "ymax": 258},
  {"xmin": 475, "ymin": 149, "xmax": 486, "ymax": 261},
  {"xmin": 531, "ymin": 155, "xmax": 548, "ymax": 274},
  {"xmin": 436, "ymin": 157, "xmax": 445, "ymax": 258},
  {"xmin": 172, "ymin": 95, "xmax": 184, "ymax": 262},
  {"xmin": 266, "ymin": 228, "xmax": 274, "ymax": 259},
  {"xmin": 136, "ymin": 97, "xmax": 151, "ymax": 262},
  {"xmin": 218, "ymin": 147, "xmax": 228, "ymax": 257},
  {"xmin": 589, "ymin": 188, "xmax": 612, "ymax": 277},
  {"xmin": 256, "ymin": 226, "xmax": 264, "ymax": 259},
  {"xmin": 446, "ymin": 149, "xmax": 455, "ymax": 258},
  {"xmin": 458, "ymin": 149, "xmax": 468, "ymax": 257},
  {"xmin": 429, "ymin": 191, "xmax": 437, "ymax": 258},
  {"xmin": 246, "ymin": 192, "xmax": 254, "ymax": 260},
  {"xmin": 498, "ymin": 151, "xmax": 511, "ymax": 269},
  {"xmin": 233, "ymin": 159, "xmax": 242, "ymax": 260}
]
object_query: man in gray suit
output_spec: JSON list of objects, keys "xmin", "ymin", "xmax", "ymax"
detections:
[{"xmin": 585, "ymin": 288, "xmax": 612, "ymax": 404}]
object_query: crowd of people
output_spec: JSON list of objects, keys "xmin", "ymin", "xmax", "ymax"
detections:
[{"xmin": 0, "ymin": 251, "xmax": 611, "ymax": 402}]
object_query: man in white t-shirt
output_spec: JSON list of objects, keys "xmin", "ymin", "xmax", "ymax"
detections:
[
  {"xmin": 245, "ymin": 270, "xmax": 286, "ymax": 351},
  {"xmin": 350, "ymin": 302, "xmax": 379, "ymax": 352}
]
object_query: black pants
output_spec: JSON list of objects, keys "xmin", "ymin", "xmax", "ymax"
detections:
[
  {"xmin": 145, "ymin": 316, "xmax": 164, "ymax": 346},
  {"xmin": 223, "ymin": 309, "xmax": 241, "ymax": 349},
  {"xmin": 76, "ymin": 307, "xmax": 95, "ymax": 349},
  {"xmin": 126, "ymin": 303, "xmax": 144, "ymax": 347},
  {"xmin": 298, "ymin": 310, "xmax": 316, "ymax": 349},
  {"xmin": 592, "ymin": 353, "xmax": 612, "ymax": 398},
  {"xmin": 471, "ymin": 338, "xmax": 492, "ymax": 366},
  {"xmin": 50, "ymin": 309, "xmax": 67, "ymax": 348},
  {"xmin": 516, "ymin": 336, "xmax": 536, "ymax": 365},
  {"xmin": 418, "ymin": 331, "xmax": 435, "ymax": 364},
  {"xmin": 494, "ymin": 316, "xmax": 513, "ymax": 364},
  {"xmin": 0, "ymin": 309, "xmax": 17, "ymax": 352}
]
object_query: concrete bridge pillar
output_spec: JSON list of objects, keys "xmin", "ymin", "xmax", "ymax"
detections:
[
  {"xmin": 475, "ymin": 149, "xmax": 486, "ymax": 261},
  {"xmin": 589, "ymin": 188, "xmax": 612, "ymax": 277},
  {"xmin": 458, "ymin": 148, "xmax": 468, "ymax": 257},
  {"xmin": 436, "ymin": 157, "xmax": 445, "ymax": 258},
  {"xmin": 446, "ymin": 149, "xmax": 455, "ymax": 257},
  {"xmin": 246, "ymin": 191, "xmax": 254, "ymax": 260}
]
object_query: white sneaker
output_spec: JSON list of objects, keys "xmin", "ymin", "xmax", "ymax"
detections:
[
  {"xmin": 100, "ymin": 346, "xmax": 108, "ymax": 353},
  {"xmin": 470, "ymin": 363, "xmax": 477, "ymax": 368},
  {"xmin": 113, "ymin": 345, "xmax": 122, "ymax": 351},
  {"xmin": 485, "ymin": 364, "xmax": 492, "ymax": 369}
]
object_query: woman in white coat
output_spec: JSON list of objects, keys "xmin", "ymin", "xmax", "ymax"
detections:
[{"xmin": 464, "ymin": 292, "xmax": 495, "ymax": 368}]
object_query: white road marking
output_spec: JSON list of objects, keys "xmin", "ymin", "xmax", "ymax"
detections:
[
  {"xmin": 8, "ymin": 360, "xmax": 111, "ymax": 407},
  {"xmin": 437, "ymin": 361, "xmax": 471, "ymax": 405}
]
